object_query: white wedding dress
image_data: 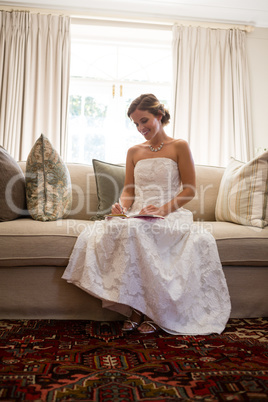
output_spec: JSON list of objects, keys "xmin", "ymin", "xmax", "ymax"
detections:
[{"xmin": 62, "ymin": 158, "xmax": 231, "ymax": 335}]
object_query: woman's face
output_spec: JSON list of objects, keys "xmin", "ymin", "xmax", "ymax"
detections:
[{"xmin": 130, "ymin": 109, "xmax": 162, "ymax": 140}]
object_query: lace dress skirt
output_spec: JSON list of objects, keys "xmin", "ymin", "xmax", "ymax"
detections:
[{"xmin": 62, "ymin": 158, "xmax": 231, "ymax": 335}]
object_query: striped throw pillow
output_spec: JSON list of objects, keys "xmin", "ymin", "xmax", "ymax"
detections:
[{"xmin": 215, "ymin": 151, "xmax": 268, "ymax": 228}]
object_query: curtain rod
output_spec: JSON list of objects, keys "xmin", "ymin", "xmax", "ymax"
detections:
[
  {"xmin": 71, "ymin": 17, "xmax": 254, "ymax": 32},
  {"xmin": 0, "ymin": 6, "xmax": 254, "ymax": 32},
  {"xmin": 0, "ymin": 5, "xmax": 68, "ymax": 16}
]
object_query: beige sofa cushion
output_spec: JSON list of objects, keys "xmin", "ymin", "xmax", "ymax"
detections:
[
  {"xmin": 0, "ymin": 218, "xmax": 92, "ymax": 267},
  {"xmin": 196, "ymin": 221, "xmax": 268, "ymax": 266},
  {"xmin": 186, "ymin": 164, "xmax": 224, "ymax": 221},
  {"xmin": 1, "ymin": 218, "xmax": 268, "ymax": 268}
]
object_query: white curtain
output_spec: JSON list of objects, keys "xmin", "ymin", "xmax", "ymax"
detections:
[
  {"xmin": 0, "ymin": 11, "xmax": 70, "ymax": 161},
  {"xmin": 172, "ymin": 25, "xmax": 254, "ymax": 166}
]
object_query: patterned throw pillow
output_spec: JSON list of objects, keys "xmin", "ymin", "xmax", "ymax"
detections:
[
  {"xmin": 215, "ymin": 151, "xmax": 268, "ymax": 228},
  {"xmin": 26, "ymin": 134, "xmax": 72, "ymax": 221},
  {"xmin": 0, "ymin": 146, "xmax": 27, "ymax": 221},
  {"xmin": 92, "ymin": 159, "xmax": 125, "ymax": 217}
]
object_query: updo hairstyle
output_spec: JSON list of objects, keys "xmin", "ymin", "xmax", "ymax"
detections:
[{"xmin": 127, "ymin": 94, "xmax": 170, "ymax": 127}]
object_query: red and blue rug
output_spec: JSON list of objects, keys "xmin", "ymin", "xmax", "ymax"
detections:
[{"xmin": 0, "ymin": 318, "xmax": 267, "ymax": 401}]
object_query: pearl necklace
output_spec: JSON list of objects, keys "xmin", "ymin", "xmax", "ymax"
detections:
[{"xmin": 148, "ymin": 142, "xmax": 164, "ymax": 152}]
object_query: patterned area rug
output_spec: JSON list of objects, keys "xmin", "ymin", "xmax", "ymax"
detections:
[{"xmin": 0, "ymin": 318, "xmax": 267, "ymax": 401}]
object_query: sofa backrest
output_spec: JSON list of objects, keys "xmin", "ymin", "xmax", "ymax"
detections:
[
  {"xmin": 187, "ymin": 164, "xmax": 224, "ymax": 221},
  {"xmin": 18, "ymin": 162, "xmax": 224, "ymax": 222}
]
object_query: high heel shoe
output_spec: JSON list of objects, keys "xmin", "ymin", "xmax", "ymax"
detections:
[
  {"xmin": 122, "ymin": 309, "xmax": 143, "ymax": 332},
  {"xmin": 138, "ymin": 319, "xmax": 160, "ymax": 334}
]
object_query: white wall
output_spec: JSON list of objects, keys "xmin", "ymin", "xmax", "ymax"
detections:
[{"xmin": 246, "ymin": 28, "xmax": 268, "ymax": 154}]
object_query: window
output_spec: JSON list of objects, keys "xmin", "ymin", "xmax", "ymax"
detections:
[{"xmin": 67, "ymin": 22, "xmax": 172, "ymax": 164}]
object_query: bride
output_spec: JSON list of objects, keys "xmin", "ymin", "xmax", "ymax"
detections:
[{"xmin": 62, "ymin": 94, "xmax": 231, "ymax": 335}]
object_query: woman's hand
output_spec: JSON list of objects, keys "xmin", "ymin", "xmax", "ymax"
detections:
[
  {"xmin": 139, "ymin": 204, "xmax": 165, "ymax": 216},
  {"xmin": 111, "ymin": 203, "xmax": 127, "ymax": 215}
]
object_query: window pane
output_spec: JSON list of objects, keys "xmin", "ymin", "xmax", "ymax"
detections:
[{"xmin": 67, "ymin": 23, "xmax": 172, "ymax": 164}]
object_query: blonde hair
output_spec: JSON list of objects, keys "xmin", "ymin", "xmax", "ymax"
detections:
[{"xmin": 127, "ymin": 94, "xmax": 170, "ymax": 126}]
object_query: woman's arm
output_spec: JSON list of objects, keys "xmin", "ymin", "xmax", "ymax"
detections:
[
  {"xmin": 111, "ymin": 147, "xmax": 136, "ymax": 214},
  {"xmin": 167, "ymin": 139, "xmax": 196, "ymax": 212}
]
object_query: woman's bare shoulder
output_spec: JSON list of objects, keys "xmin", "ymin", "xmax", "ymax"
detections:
[
  {"xmin": 125, "ymin": 143, "xmax": 145, "ymax": 167},
  {"xmin": 127, "ymin": 143, "xmax": 143, "ymax": 153},
  {"xmin": 127, "ymin": 142, "xmax": 148, "ymax": 160},
  {"xmin": 171, "ymin": 139, "xmax": 190, "ymax": 154},
  {"xmin": 164, "ymin": 137, "xmax": 188, "ymax": 146},
  {"xmin": 172, "ymin": 138, "xmax": 189, "ymax": 146}
]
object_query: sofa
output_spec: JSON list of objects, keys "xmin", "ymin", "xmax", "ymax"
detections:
[{"xmin": 0, "ymin": 159, "xmax": 268, "ymax": 320}]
